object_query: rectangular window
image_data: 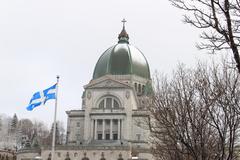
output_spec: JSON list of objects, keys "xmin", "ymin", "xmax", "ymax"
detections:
[
  {"xmin": 113, "ymin": 119, "xmax": 118, "ymax": 125},
  {"xmin": 105, "ymin": 133, "xmax": 110, "ymax": 140},
  {"xmin": 97, "ymin": 119, "xmax": 103, "ymax": 125},
  {"xmin": 76, "ymin": 134, "xmax": 80, "ymax": 140},
  {"xmin": 136, "ymin": 134, "xmax": 141, "ymax": 141},
  {"xmin": 98, "ymin": 134, "xmax": 102, "ymax": 140},
  {"xmin": 113, "ymin": 133, "xmax": 118, "ymax": 140},
  {"xmin": 105, "ymin": 119, "xmax": 110, "ymax": 125},
  {"xmin": 76, "ymin": 122, "xmax": 80, "ymax": 127}
]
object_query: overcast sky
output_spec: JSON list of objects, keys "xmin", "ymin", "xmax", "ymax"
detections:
[{"xmin": 0, "ymin": 0, "xmax": 220, "ymax": 128}]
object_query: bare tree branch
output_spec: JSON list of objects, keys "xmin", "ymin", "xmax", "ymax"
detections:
[
  {"xmin": 148, "ymin": 60, "xmax": 240, "ymax": 159},
  {"xmin": 169, "ymin": 0, "xmax": 240, "ymax": 72}
]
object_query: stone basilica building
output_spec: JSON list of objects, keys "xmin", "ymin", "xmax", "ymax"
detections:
[{"xmin": 17, "ymin": 22, "xmax": 153, "ymax": 160}]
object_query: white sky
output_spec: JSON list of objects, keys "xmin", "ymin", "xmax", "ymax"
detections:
[{"xmin": 0, "ymin": 0, "xmax": 220, "ymax": 128}]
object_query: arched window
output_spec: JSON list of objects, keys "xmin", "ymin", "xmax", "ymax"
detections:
[
  {"xmin": 138, "ymin": 84, "xmax": 141, "ymax": 93},
  {"xmin": 142, "ymin": 85, "xmax": 145, "ymax": 94},
  {"xmin": 99, "ymin": 100, "xmax": 104, "ymax": 109},
  {"xmin": 134, "ymin": 83, "xmax": 137, "ymax": 91},
  {"xmin": 106, "ymin": 98, "xmax": 112, "ymax": 109},
  {"xmin": 98, "ymin": 96, "xmax": 121, "ymax": 109},
  {"xmin": 113, "ymin": 99, "xmax": 119, "ymax": 108}
]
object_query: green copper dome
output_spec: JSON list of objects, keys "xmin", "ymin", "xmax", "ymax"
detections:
[{"xmin": 93, "ymin": 23, "xmax": 150, "ymax": 79}]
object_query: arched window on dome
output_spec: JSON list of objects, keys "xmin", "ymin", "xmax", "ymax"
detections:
[
  {"xmin": 142, "ymin": 85, "xmax": 145, "ymax": 94},
  {"xmin": 98, "ymin": 96, "xmax": 121, "ymax": 109},
  {"xmin": 134, "ymin": 83, "xmax": 137, "ymax": 92},
  {"xmin": 138, "ymin": 84, "xmax": 141, "ymax": 94}
]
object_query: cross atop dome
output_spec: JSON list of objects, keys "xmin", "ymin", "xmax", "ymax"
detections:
[
  {"xmin": 121, "ymin": 18, "xmax": 127, "ymax": 28},
  {"xmin": 118, "ymin": 18, "xmax": 129, "ymax": 44}
]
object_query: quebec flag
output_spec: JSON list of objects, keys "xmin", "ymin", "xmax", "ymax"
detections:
[{"xmin": 26, "ymin": 84, "xmax": 57, "ymax": 111}]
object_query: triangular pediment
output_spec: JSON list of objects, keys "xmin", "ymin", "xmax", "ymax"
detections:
[{"xmin": 84, "ymin": 77, "xmax": 132, "ymax": 89}]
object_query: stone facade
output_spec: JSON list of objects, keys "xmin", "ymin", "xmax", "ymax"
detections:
[{"xmin": 64, "ymin": 75, "xmax": 152, "ymax": 159}]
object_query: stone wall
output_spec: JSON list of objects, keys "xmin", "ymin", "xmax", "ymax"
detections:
[
  {"xmin": 16, "ymin": 145, "xmax": 153, "ymax": 160},
  {"xmin": 17, "ymin": 148, "xmax": 40, "ymax": 160},
  {"xmin": 0, "ymin": 149, "xmax": 16, "ymax": 160}
]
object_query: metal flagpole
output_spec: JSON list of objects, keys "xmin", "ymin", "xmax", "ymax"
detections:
[{"xmin": 51, "ymin": 75, "xmax": 59, "ymax": 160}]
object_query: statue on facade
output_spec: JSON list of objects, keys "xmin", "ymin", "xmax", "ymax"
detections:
[
  {"xmin": 118, "ymin": 153, "xmax": 123, "ymax": 160},
  {"xmin": 81, "ymin": 152, "xmax": 89, "ymax": 160},
  {"xmin": 100, "ymin": 152, "xmax": 105, "ymax": 160},
  {"xmin": 65, "ymin": 152, "xmax": 70, "ymax": 160}
]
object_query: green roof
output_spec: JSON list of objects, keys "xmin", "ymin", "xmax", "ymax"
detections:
[
  {"xmin": 93, "ymin": 24, "xmax": 151, "ymax": 80},
  {"xmin": 93, "ymin": 41, "xmax": 150, "ymax": 80}
]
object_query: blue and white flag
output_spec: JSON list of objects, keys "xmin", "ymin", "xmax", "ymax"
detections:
[{"xmin": 26, "ymin": 84, "xmax": 57, "ymax": 111}]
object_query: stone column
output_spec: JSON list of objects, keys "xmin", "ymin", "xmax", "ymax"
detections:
[
  {"xmin": 110, "ymin": 119, "xmax": 113, "ymax": 140},
  {"xmin": 102, "ymin": 119, "xmax": 105, "ymax": 140},
  {"xmin": 121, "ymin": 119, "xmax": 123, "ymax": 139},
  {"xmin": 94, "ymin": 119, "xmax": 98, "ymax": 140},
  {"xmin": 120, "ymin": 119, "xmax": 122, "ymax": 139},
  {"xmin": 91, "ymin": 119, "xmax": 94, "ymax": 140},
  {"xmin": 118, "ymin": 119, "xmax": 121, "ymax": 139}
]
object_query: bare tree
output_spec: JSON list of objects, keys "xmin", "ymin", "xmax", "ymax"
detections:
[
  {"xmin": 169, "ymin": 0, "xmax": 240, "ymax": 72},
  {"xmin": 17, "ymin": 119, "xmax": 50, "ymax": 148},
  {"xmin": 32, "ymin": 120, "xmax": 50, "ymax": 146},
  {"xmin": 45, "ymin": 121, "xmax": 65, "ymax": 145},
  {"xmin": 148, "ymin": 61, "xmax": 240, "ymax": 160},
  {"xmin": 18, "ymin": 118, "xmax": 33, "ymax": 139}
]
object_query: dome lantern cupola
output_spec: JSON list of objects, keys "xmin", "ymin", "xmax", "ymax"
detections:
[
  {"xmin": 118, "ymin": 19, "xmax": 129, "ymax": 44},
  {"xmin": 93, "ymin": 19, "xmax": 150, "ymax": 80}
]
